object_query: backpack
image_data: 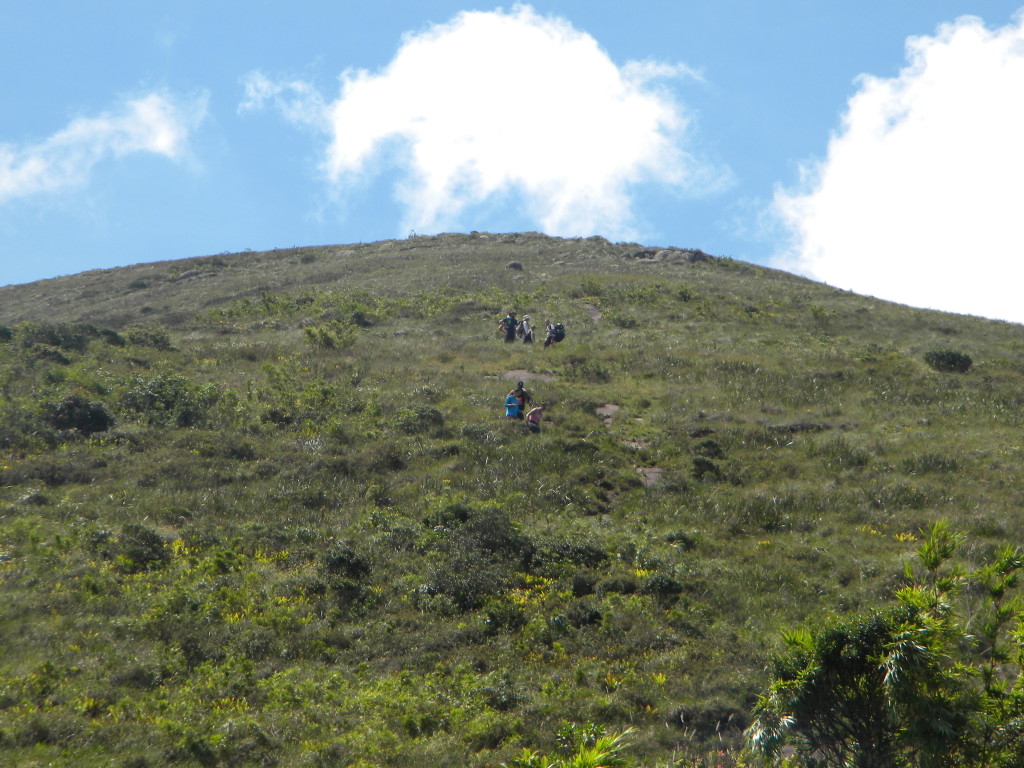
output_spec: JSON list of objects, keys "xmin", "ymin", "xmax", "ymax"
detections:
[{"xmin": 553, "ymin": 323, "xmax": 565, "ymax": 342}]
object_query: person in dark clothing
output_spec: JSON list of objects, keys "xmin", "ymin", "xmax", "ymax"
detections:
[
  {"xmin": 498, "ymin": 311, "xmax": 518, "ymax": 343},
  {"xmin": 519, "ymin": 315, "xmax": 535, "ymax": 343},
  {"xmin": 509, "ymin": 381, "xmax": 531, "ymax": 419}
]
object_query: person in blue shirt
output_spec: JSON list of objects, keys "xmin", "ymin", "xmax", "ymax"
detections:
[{"xmin": 504, "ymin": 392, "xmax": 520, "ymax": 420}]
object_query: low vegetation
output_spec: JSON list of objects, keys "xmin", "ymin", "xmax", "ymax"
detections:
[{"xmin": 1, "ymin": 232, "xmax": 1023, "ymax": 766}]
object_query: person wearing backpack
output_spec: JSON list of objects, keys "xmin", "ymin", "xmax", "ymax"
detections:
[{"xmin": 543, "ymin": 320, "xmax": 565, "ymax": 348}]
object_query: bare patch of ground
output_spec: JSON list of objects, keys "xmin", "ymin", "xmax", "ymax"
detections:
[
  {"xmin": 637, "ymin": 467, "xmax": 663, "ymax": 487},
  {"xmin": 623, "ymin": 440, "xmax": 651, "ymax": 451},
  {"xmin": 596, "ymin": 403, "xmax": 620, "ymax": 428},
  {"xmin": 500, "ymin": 369, "xmax": 556, "ymax": 382}
]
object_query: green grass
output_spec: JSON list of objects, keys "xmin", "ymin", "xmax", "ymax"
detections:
[{"xmin": 0, "ymin": 232, "xmax": 1021, "ymax": 766}]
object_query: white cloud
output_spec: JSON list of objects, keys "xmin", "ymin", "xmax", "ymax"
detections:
[
  {"xmin": 0, "ymin": 92, "xmax": 207, "ymax": 203},
  {"xmin": 773, "ymin": 13, "xmax": 1024, "ymax": 323},
  {"xmin": 247, "ymin": 4, "xmax": 726, "ymax": 240},
  {"xmin": 239, "ymin": 72, "xmax": 326, "ymax": 130}
]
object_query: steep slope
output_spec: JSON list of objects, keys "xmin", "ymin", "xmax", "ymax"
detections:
[{"xmin": 0, "ymin": 233, "xmax": 1021, "ymax": 766}]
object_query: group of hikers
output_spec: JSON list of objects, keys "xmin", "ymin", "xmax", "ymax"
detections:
[
  {"xmin": 497, "ymin": 311, "xmax": 565, "ymax": 348},
  {"xmin": 496, "ymin": 311, "xmax": 563, "ymax": 432},
  {"xmin": 504, "ymin": 381, "xmax": 544, "ymax": 432}
]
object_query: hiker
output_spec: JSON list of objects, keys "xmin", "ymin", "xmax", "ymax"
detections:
[
  {"xmin": 526, "ymin": 404, "xmax": 544, "ymax": 433},
  {"xmin": 504, "ymin": 392, "xmax": 520, "ymax": 420},
  {"xmin": 508, "ymin": 381, "xmax": 531, "ymax": 419},
  {"xmin": 543, "ymin": 320, "xmax": 565, "ymax": 348},
  {"xmin": 498, "ymin": 311, "xmax": 518, "ymax": 343},
  {"xmin": 519, "ymin": 315, "xmax": 535, "ymax": 343}
]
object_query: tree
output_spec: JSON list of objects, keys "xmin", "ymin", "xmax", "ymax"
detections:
[{"xmin": 746, "ymin": 522, "xmax": 1024, "ymax": 767}]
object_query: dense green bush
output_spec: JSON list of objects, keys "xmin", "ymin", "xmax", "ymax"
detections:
[
  {"xmin": 923, "ymin": 348, "xmax": 973, "ymax": 372},
  {"xmin": 115, "ymin": 523, "xmax": 170, "ymax": 573},
  {"xmin": 120, "ymin": 370, "xmax": 219, "ymax": 426},
  {"xmin": 41, "ymin": 394, "xmax": 114, "ymax": 434},
  {"xmin": 321, "ymin": 542, "xmax": 372, "ymax": 579},
  {"xmin": 124, "ymin": 322, "xmax": 173, "ymax": 350},
  {"xmin": 17, "ymin": 322, "xmax": 98, "ymax": 352}
]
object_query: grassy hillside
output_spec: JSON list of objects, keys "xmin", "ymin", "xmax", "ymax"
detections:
[{"xmin": 1, "ymin": 232, "xmax": 1022, "ymax": 767}]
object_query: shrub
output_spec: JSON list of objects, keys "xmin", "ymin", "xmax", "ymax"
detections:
[
  {"xmin": 692, "ymin": 456, "xmax": 723, "ymax": 481},
  {"xmin": 321, "ymin": 542, "xmax": 371, "ymax": 579},
  {"xmin": 99, "ymin": 328, "xmax": 125, "ymax": 346},
  {"xmin": 641, "ymin": 573, "xmax": 684, "ymax": 601},
  {"xmin": 395, "ymin": 404, "xmax": 445, "ymax": 434},
  {"xmin": 124, "ymin": 323, "xmax": 173, "ymax": 350},
  {"xmin": 426, "ymin": 554, "xmax": 510, "ymax": 611},
  {"xmin": 565, "ymin": 601, "xmax": 603, "ymax": 627},
  {"xmin": 483, "ymin": 600, "xmax": 528, "ymax": 635},
  {"xmin": 457, "ymin": 508, "xmax": 535, "ymax": 567},
  {"xmin": 571, "ymin": 572, "xmax": 597, "ymax": 597},
  {"xmin": 924, "ymin": 348, "xmax": 972, "ymax": 373},
  {"xmin": 544, "ymin": 538, "xmax": 608, "ymax": 568},
  {"xmin": 694, "ymin": 438, "xmax": 724, "ymax": 458},
  {"xmin": 597, "ymin": 575, "xmax": 638, "ymax": 595},
  {"xmin": 18, "ymin": 322, "xmax": 97, "ymax": 352},
  {"xmin": 121, "ymin": 370, "xmax": 219, "ymax": 426},
  {"xmin": 303, "ymin": 323, "xmax": 355, "ymax": 350},
  {"xmin": 116, "ymin": 524, "xmax": 169, "ymax": 573},
  {"xmin": 41, "ymin": 394, "xmax": 114, "ymax": 434}
]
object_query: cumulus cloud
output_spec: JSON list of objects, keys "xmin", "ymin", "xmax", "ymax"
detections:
[
  {"xmin": 245, "ymin": 4, "xmax": 725, "ymax": 240},
  {"xmin": 0, "ymin": 92, "xmax": 207, "ymax": 203},
  {"xmin": 773, "ymin": 13, "xmax": 1024, "ymax": 323}
]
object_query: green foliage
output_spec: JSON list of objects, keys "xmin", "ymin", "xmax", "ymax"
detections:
[
  {"xmin": 120, "ymin": 368, "xmax": 220, "ymax": 426},
  {"xmin": 321, "ymin": 541, "xmax": 372, "ymax": 579},
  {"xmin": 124, "ymin": 322, "xmax": 173, "ymax": 350},
  {"xmin": 4, "ymin": 233, "xmax": 1024, "ymax": 766},
  {"xmin": 41, "ymin": 393, "xmax": 114, "ymax": 434},
  {"xmin": 16, "ymin": 321, "xmax": 99, "ymax": 352},
  {"xmin": 924, "ymin": 348, "xmax": 973, "ymax": 373},
  {"xmin": 115, "ymin": 523, "xmax": 170, "ymax": 574},
  {"xmin": 503, "ymin": 724, "xmax": 633, "ymax": 768},
  {"xmin": 748, "ymin": 523, "xmax": 1024, "ymax": 767},
  {"xmin": 303, "ymin": 322, "xmax": 356, "ymax": 350},
  {"xmin": 396, "ymin": 404, "xmax": 445, "ymax": 434}
]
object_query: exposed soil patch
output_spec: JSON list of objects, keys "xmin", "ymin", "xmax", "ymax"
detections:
[
  {"xmin": 501, "ymin": 369, "xmax": 556, "ymax": 382},
  {"xmin": 623, "ymin": 440, "xmax": 651, "ymax": 451},
  {"xmin": 637, "ymin": 467, "xmax": 663, "ymax": 487},
  {"xmin": 583, "ymin": 302, "xmax": 603, "ymax": 322},
  {"xmin": 596, "ymin": 403, "xmax": 620, "ymax": 427}
]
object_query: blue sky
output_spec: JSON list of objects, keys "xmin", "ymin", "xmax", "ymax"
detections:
[{"xmin": 3, "ymin": 2, "xmax": 1024, "ymax": 322}]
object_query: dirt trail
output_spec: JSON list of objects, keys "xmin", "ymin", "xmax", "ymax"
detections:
[
  {"xmin": 597, "ymin": 403, "xmax": 663, "ymax": 487},
  {"xmin": 501, "ymin": 369, "xmax": 556, "ymax": 382}
]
